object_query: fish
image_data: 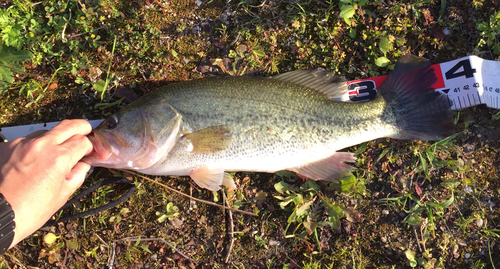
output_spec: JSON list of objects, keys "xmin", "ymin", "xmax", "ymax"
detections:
[{"xmin": 83, "ymin": 54, "xmax": 454, "ymax": 191}]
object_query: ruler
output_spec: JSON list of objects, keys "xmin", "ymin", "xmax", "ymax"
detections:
[
  {"xmin": 347, "ymin": 55, "xmax": 500, "ymax": 110},
  {"xmin": 0, "ymin": 120, "xmax": 104, "ymax": 142},
  {"xmin": 1, "ymin": 56, "xmax": 499, "ymax": 141}
]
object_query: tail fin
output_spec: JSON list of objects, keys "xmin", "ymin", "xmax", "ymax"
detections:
[{"xmin": 379, "ymin": 54, "xmax": 454, "ymax": 141}]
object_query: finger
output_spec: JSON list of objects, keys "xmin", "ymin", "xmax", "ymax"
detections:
[
  {"xmin": 64, "ymin": 162, "xmax": 90, "ymax": 190},
  {"xmin": 25, "ymin": 130, "xmax": 48, "ymax": 139},
  {"xmin": 60, "ymin": 135, "xmax": 94, "ymax": 164},
  {"xmin": 44, "ymin": 120, "xmax": 93, "ymax": 144}
]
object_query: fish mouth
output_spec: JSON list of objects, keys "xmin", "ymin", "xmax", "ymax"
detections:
[
  {"xmin": 83, "ymin": 131, "xmax": 116, "ymax": 164},
  {"xmin": 83, "ymin": 129, "xmax": 159, "ymax": 169}
]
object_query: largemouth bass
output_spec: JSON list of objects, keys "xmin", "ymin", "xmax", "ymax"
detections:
[{"xmin": 83, "ymin": 55, "xmax": 454, "ymax": 191}]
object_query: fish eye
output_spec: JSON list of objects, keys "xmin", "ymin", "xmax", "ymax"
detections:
[{"xmin": 105, "ymin": 116, "xmax": 118, "ymax": 129}]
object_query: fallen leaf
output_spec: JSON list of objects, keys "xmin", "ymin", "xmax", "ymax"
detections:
[
  {"xmin": 114, "ymin": 87, "xmax": 139, "ymax": 103},
  {"xmin": 47, "ymin": 83, "xmax": 58, "ymax": 91},
  {"xmin": 415, "ymin": 182, "xmax": 423, "ymax": 199}
]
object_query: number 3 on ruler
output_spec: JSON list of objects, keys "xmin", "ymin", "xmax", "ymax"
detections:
[
  {"xmin": 445, "ymin": 59, "xmax": 477, "ymax": 80},
  {"xmin": 348, "ymin": 80, "xmax": 377, "ymax": 102}
]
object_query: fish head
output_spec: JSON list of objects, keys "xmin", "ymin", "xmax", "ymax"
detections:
[{"xmin": 84, "ymin": 99, "xmax": 183, "ymax": 170}]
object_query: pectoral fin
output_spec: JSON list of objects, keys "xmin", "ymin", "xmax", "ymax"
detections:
[
  {"xmin": 288, "ymin": 152, "xmax": 356, "ymax": 182},
  {"xmin": 182, "ymin": 125, "xmax": 232, "ymax": 154},
  {"xmin": 189, "ymin": 167, "xmax": 236, "ymax": 191}
]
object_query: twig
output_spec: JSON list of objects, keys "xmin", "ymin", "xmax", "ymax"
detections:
[
  {"xmin": 124, "ymin": 171, "xmax": 258, "ymax": 217},
  {"xmin": 67, "ymin": 27, "xmax": 104, "ymax": 38},
  {"xmin": 189, "ymin": 184, "xmax": 195, "ymax": 210},
  {"xmin": 413, "ymin": 226, "xmax": 422, "ymax": 253},
  {"xmin": 312, "ymin": 0, "xmax": 328, "ymax": 7},
  {"xmin": 139, "ymin": 69, "xmax": 148, "ymax": 81},
  {"xmin": 420, "ymin": 225, "xmax": 427, "ymax": 253},
  {"xmin": 410, "ymin": 198, "xmax": 422, "ymax": 253},
  {"xmin": 107, "ymin": 242, "xmax": 116, "ymax": 269},
  {"xmin": 248, "ymin": 0, "xmax": 267, "ymax": 8},
  {"xmin": 4, "ymin": 252, "xmax": 23, "ymax": 268},
  {"xmin": 61, "ymin": 10, "xmax": 71, "ymax": 41},
  {"xmin": 62, "ymin": 248, "xmax": 68, "ymax": 268},
  {"xmin": 119, "ymin": 237, "xmax": 197, "ymax": 265},
  {"xmin": 221, "ymin": 188, "xmax": 226, "ymax": 217},
  {"xmin": 94, "ymin": 232, "xmax": 108, "ymax": 246},
  {"xmin": 229, "ymin": 32, "xmax": 241, "ymax": 47},
  {"xmin": 441, "ymin": 219, "xmax": 455, "ymax": 241},
  {"xmin": 62, "ymin": 23, "xmax": 67, "ymax": 41},
  {"xmin": 222, "ymin": 189, "xmax": 235, "ymax": 263}
]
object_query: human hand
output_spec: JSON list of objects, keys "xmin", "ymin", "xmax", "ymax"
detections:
[{"xmin": 0, "ymin": 119, "xmax": 93, "ymax": 248}]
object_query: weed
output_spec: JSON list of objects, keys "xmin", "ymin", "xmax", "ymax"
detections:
[
  {"xmin": 488, "ymin": 240, "xmax": 497, "ymax": 269},
  {"xmin": 0, "ymin": 4, "xmax": 26, "ymax": 49},
  {"xmin": 274, "ymin": 178, "xmax": 355, "ymax": 250},
  {"xmin": 156, "ymin": 202, "xmax": 180, "ymax": 223},
  {"xmin": 379, "ymin": 192, "xmax": 454, "ymax": 238},
  {"xmin": 85, "ymin": 245, "xmax": 99, "ymax": 259},
  {"xmin": 472, "ymin": 259, "xmax": 487, "ymax": 269},
  {"xmin": 493, "ymin": 111, "xmax": 500, "ymax": 120},
  {"xmin": 405, "ymin": 249, "xmax": 418, "ymax": 268},
  {"xmin": 18, "ymin": 66, "xmax": 62, "ymax": 106},
  {"xmin": 338, "ymin": 0, "xmax": 368, "ymax": 25},
  {"xmin": 39, "ymin": 232, "xmax": 65, "ymax": 265},
  {"xmin": 476, "ymin": 11, "xmax": 500, "ymax": 56},
  {"xmin": 456, "ymin": 214, "xmax": 476, "ymax": 234},
  {"xmin": 0, "ymin": 45, "xmax": 31, "ymax": 94},
  {"xmin": 375, "ymin": 35, "xmax": 393, "ymax": 67},
  {"xmin": 416, "ymin": 134, "xmax": 459, "ymax": 180},
  {"xmin": 93, "ymin": 98, "xmax": 124, "ymax": 116},
  {"xmin": 93, "ymin": 36, "xmax": 117, "ymax": 100},
  {"xmin": 109, "ymin": 207, "xmax": 130, "ymax": 224},
  {"xmin": 0, "ymin": 1, "xmax": 32, "ymax": 93}
]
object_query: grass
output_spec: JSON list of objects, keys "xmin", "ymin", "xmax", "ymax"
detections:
[{"xmin": 1, "ymin": 0, "xmax": 500, "ymax": 268}]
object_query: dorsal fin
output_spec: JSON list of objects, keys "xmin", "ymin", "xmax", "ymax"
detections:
[{"xmin": 271, "ymin": 68, "xmax": 349, "ymax": 101}]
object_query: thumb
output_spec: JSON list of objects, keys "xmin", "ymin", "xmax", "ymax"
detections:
[{"xmin": 64, "ymin": 162, "xmax": 90, "ymax": 195}]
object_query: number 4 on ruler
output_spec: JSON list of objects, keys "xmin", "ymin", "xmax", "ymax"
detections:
[{"xmin": 445, "ymin": 59, "xmax": 477, "ymax": 80}]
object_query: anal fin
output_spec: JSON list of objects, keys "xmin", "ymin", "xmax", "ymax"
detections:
[{"xmin": 288, "ymin": 152, "xmax": 356, "ymax": 182}]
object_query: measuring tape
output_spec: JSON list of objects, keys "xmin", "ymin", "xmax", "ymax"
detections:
[
  {"xmin": 0, "ymin": 120, "xmax": 104, "ymax": 142},
  {"xmin": 1, "ymin": 56, "xmax": 498, "ymax": 141},
  {"xmin": 347, "ymin": 55, "xmax": 500, "ymax": 110}
]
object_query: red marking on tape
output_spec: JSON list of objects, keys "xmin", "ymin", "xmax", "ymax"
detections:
[
  {"xmin": 429, "ymin": 64, "xmax": 445, "ymax": 89},
  {"xmin": 346, "ymin": 63, "xmax": 446, "ymax": 94}
]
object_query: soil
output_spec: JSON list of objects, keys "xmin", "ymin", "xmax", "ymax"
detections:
[{"xmin": 1, "ymin": 0, "xmax": 500, "ymax": 268}]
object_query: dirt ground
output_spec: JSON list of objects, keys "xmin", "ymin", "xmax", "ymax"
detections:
[{"xmin": 1, "ymin": 0, "xmax": 500, "ymax": 268}]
